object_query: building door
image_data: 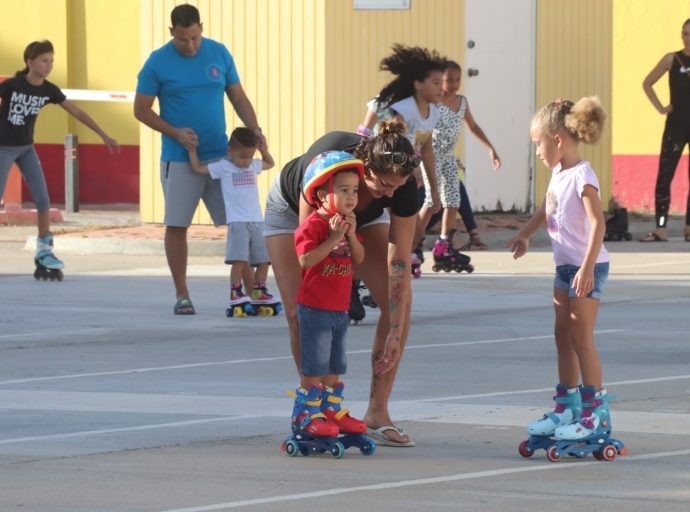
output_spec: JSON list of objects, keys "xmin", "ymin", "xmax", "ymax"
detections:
[{"xmin": 462, "ymin": 0, "xmax": 536, "ymax": 213}]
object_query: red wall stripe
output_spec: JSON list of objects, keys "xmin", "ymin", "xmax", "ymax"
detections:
[
  {"xmin": 612, "ymin": 154, "xmax": 688, "ymax": 213},
  {"xmin": 23, "ymin": 144, "xmax": 139, "ymax": 205}
]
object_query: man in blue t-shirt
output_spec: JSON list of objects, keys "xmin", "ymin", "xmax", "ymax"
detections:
[{"xmin": 134, "ymin": 4, "xmax": 266, "ymax": 315}]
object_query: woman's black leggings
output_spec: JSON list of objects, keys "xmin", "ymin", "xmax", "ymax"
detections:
[{"xmin": 655, "ymin": 122, "xmax": 690, "ymax": 227}]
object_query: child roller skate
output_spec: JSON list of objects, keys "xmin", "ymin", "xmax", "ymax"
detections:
[
  {"xmin": 250, "ymin": 281, "xmax": 283, "ymax": 316},
  {"xmin": 282, "ymin": 384, "xmax": 344, "ymax": 458},
  {"xmin": 34, "ymin": 233, "xmax": 64, "ymax": 282},
  {"xmin": 604, "ymin": 208, "xmax": 633, "ymax": 241},
  {"xmin": 226, "ymin": 281, "xmax": 255, "ymax": 318},
  {"xmin": 546, "ymin": 386, "xmax": 627, "ymax": 462},
  {"xmin": 321, "ymin": 382, "xmax": 376, "ymax": 455},
  {"xmin": 431, "ymin": 231, "xmax": 474, "ymax": 274},
  {"xmin": 348, "ymin": 279, "xmax": 366, "ymax": 325},
  {"xmin": 518, "ymin": 384, "xmax": 582, "ymax": 458}
]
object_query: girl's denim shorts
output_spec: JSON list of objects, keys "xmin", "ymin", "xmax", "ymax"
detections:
[{"xmin": 554, "ymin": 261, "xmax": 609, "ymax": 300}]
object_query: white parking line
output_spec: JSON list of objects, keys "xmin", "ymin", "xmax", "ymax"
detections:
[
  {"xmin": 0, "ymin": 330, "xmax": 622, "ymax": 385},
  {"xmin": 155, "ymin": 449, "xmax": 690, "ymax": 512}
]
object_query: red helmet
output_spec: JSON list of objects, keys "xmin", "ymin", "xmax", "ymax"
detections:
[{"xmin": 302, "ymin": 151, "xmax": 365, "ymax": 214}]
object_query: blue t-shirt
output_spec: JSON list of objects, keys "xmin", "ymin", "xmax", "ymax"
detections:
[{"xmin": 136, "ymin": 38, "xmax": 240, "ymax": 162}]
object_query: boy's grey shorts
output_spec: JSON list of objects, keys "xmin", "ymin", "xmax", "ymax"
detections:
[
  {"xmin": 263, "ymin": 176, "xmax": 390, "ymax": 237},
  {"xmin": 225, "ymin": 222, "xmax": 270, "ymax": 265},
  {"xmin": 160, "ymin": 159, "xmax": 226, "ymax": 227}
]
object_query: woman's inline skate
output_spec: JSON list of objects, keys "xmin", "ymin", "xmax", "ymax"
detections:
[
  {"xmin": 320, "ymin": 382, "xmax": 376, "ymax": 455},
  {"xmin": 546, "ymin": 386, "xmax": 627, "ymax": 462},
  {"xmin": 431, "ymin": 229, "xmax": 474, "ymax": 274},
  {"xmin": 34, "ymin": 233, "xmax": 64, "ymax": 282},
  {"xmin": 281, "ymin": 384, "xmax": 345, "ymax": 458},
  {"xmin": 518, "ymin": 384, "xmax": 582, "ymax": 458}
]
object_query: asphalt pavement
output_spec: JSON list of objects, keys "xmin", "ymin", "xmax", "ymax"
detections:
[{"xmin": 0, "ymin": 207, "xmax": 688, "ymax": 512}]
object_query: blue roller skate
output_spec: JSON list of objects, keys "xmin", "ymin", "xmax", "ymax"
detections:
[
  {"xmin": 34, "ymin": 233, "xmax": 64, "ymax": 282},
  {"xmin": 321, "ymin": 382, "xmax": 376, "ymax": 456},
  {"xmin": 226, "ymin": 282, "xmax": 255, "ymax": 318},
  {"xmin": 519, "ymin": 384, "xmax": 582, "ymax": 458},
  {"xmin": 546, "ymin": 386, "xmax": 627, "ymax": 462},
  {"xmin": 281, "ymin": 384, "xmax": 344, "ymax": 458}
]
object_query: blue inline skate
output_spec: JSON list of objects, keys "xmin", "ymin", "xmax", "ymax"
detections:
[
  {"xmin": 519, "ymin": 384, "xmax": 582, "ymax": 458},
  {"xmin": 546, "ymin": 386, "xmax": 627, "ymax": 462},
  {"xmin": 321, "ymin": 382, "xmax": 376, "ymax": 456},
  {"xmin": 281, "ymin": 384, "xmax": 344, "ymax": 458},
  {"xmin": 34, "ymin": 233, "xmax": 64, "ymax": 282}
]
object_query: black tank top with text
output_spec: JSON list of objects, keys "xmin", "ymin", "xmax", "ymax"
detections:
[{"xmin": 668, "ymin": 51, "xmax": 690, "ymax": 123}]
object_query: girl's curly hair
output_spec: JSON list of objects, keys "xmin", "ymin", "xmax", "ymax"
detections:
[
  {"xmin": 533, "ymin": 96, "xmax": 606, "ymax": 145},
  {"xmin": 376, "ymin": 44, "xmax": 448, "ymax": 109},
  {"xmin": 353, "ymin": 120, "xmax": 416, "ymax": 177}
]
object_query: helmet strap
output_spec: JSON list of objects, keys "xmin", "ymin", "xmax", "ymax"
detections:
[{"xmin": 322, "ymin": 178, "xmax": 339, "ymax": 215}]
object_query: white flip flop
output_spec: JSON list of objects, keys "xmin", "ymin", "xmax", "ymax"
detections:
[{"xmin": 365, "ymin": 426, "xmax": 415, "ymax": 447}]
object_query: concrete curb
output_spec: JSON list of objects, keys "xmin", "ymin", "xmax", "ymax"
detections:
[{"xmin": 23, "ymin": 236, "xmax": 226, "ymax": 257}]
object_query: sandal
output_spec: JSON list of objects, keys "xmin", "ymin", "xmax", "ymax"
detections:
[
  {"xmin": 174, "ymin": 298, "xmax": 195, "ymax": 315},
  {"xmin": 458, "ymin": 233, "xmax": 489, "ymax": 251},
  {"xmin": 639, "ymin": 232, "xmax": 668, "ymax": 242}
]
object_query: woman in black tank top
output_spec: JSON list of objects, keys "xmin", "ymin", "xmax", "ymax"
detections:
[
  {"xmin": 265, "ymin": 121, "xmax": 419, "ymax": 446},
  {"xmin": 641, "ymin": 18, "xmax": 690, "ymax": 242}
]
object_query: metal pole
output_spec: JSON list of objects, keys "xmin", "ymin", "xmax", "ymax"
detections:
[{"xmin": 65, "ymin": 134, "xmax": 79, "ymax": 213}]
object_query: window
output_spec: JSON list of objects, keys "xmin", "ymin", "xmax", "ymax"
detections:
[{"xmin": 354, "ymin": 0, "xmax": 411, "ymax": 10}]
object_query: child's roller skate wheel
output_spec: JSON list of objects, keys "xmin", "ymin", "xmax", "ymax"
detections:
[
  {"xmin": 360, "ymin": 439, "xmax": 376, "ymax": 456},
  {"xmin": 592, "ymin": 450, "xmax": 604, "ymax": 460},
  {"xmin": 413, "ymin": 267, "xmax": 422, "ymax": 278},
  {"xmin": 234, "ymin": 306, "xmax": 247, "ymax": 317},
  {"xmin": 465, "ymin": 264, "xmax": 474, "ymax": 273},
  {"xmin": 518, "ymin": 440, "xmax": 534, "ymax": 458},
  {"xmin": 624, "ymin": 232, "xmax": 633, "ymax": 241},
  {"xmin": 601, "ymin": 444, "xmax": 617, "ymax": 461},
  {"xmin": 331, "ymin": 441, "xmax": 345, "ymax": 459},
  {"xmin": 546, "ymin": 445, "xmax": 562, "ymax": 462},
  {"xmin": 275, "ymin": 304, "xmax": 283, "ymax": 314},
  {"xmin": 284, "ymin": 439, "xmax": 299, "ymax": 457},
  {"xmin": 226, "ymin": 308, "xmax": 234, "ymax": 318}
]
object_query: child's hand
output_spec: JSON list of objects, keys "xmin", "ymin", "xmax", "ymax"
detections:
[
  {"xmin": 506, "ymin": 234, "xmax": 529, "ymax": 259},
  {"xmin": 344, "ymin": 212, "xmax": 357, "ymax": 237},
  {"xmin": 102, "ymin": 136, "xmax": 121, "ymax": 154},
  {"xmin": 328, "ymin": 214, "xmax": 348, "ymax": 240},
  {"xmin": 572, "ymin": 267, "xmax": 595, "ymax": 297},
  {"xmin": 490, "ymin": 149, "xmax": 501, "ymax": 170},
  {"xmin": 176, "ymin": 127, "xmax": 198, "ymax": 150}
]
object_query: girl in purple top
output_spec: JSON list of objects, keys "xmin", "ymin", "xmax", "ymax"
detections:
[{"xmin": 507, "ymin": 97, "xmax": 621, "ymax": 449}]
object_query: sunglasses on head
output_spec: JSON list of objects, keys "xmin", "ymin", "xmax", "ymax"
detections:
[{"xmin": 382, "ymin": 151, "xmax": 422, "ymax": 168}]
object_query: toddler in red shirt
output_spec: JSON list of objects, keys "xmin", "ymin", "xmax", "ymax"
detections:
[{"xmin": 286, "ymin": 151, "xmax": 369, "ymax": 454}]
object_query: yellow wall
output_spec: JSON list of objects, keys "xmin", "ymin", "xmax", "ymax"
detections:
[
  {"xmin": 0, "ymin": 0, "xmax": 139, "ymax": 146},
  {"xmin": 139, "ymin": 0, "xmax": 327, "ymax": 223},
  {"xmin": 612, "ymin": 0, "xmax": 690, "ymax": 155},
  {"xmin": 535, "ymin": 0, "xmax": 613, "ymax": 205}
]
